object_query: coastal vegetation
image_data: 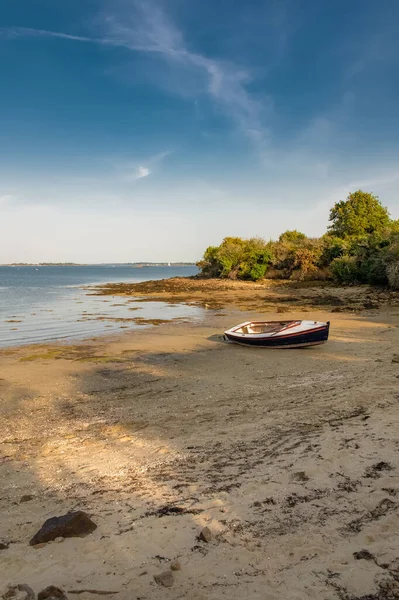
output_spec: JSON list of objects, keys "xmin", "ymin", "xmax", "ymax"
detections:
[{"xmin": 197, "ymin": 190, "xmax": 399, "ymax": 288}]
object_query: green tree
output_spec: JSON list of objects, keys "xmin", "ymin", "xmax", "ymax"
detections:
[
  {"xmin": 319, "ymin": 234, "xmax": 348, "ymax": 267},
  {"xmin": 196, "ymin": 246, "xmax": 221, "ymax": 278},
  {"xmin": 278, "ymin": 230, "xmax": 306, "ymax": 243},
  {"xmin": 197, "ymin": 189, "xmax": 396, "ymax": 286},
  {"xmin": 216, "ymin": 237, "xmax": 246, "ymax": 278},
  {"xmin": 197, "ymin": 237, "xmax": 272, "ymax": 281},
  {"xmin": 328, "ymin": 190, "xmax": 391, "ymax": 238},
  {"xmin": 238, "ymin": 238, "xmax": 273, "ymax": 280},
  {"xmin": 291, "ymin": 239, "xmax": 323, "ymax": 280}
]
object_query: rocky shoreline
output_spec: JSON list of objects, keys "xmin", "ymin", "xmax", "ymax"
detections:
[{"xmin": 92, "ymin": 276, "xmax": 399, "ymax": 313}]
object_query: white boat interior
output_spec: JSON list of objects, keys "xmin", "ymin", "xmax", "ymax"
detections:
[{"xmin": 238, "ymin": 321, "xmax": 300, "ymax": 335}]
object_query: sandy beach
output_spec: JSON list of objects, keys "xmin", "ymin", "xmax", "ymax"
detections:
[{"xmin": 1, "ymin": 280, "xmax": 399, "ymax": 600}]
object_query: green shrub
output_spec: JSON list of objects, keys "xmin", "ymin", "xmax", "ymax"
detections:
[
  {"xmin": 320, "ymin": 235, "xmax": 347, "ymax": 266},
  {"xmin": 292, "ymin": 247, "xmax": 321, "ymax": 280},
  {"xmin": 197, "ymin": 237, "xmax": 272, "ymax": 282},
  {"xmin": 196, "ymin": 246, "xmax": 222, "ymax": 278},
  {"xmin": 330, "ymin": 255, "xmax": 361, "ymax": 284},
  {"xmin": 279, "ymin": 230, "xmax": 306, "ymax": 243}
]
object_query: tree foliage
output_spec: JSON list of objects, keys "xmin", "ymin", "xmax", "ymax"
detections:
[
  {"xmin": 197, "ymin": 237, "xmax": 272, "ymax": 281},
  {"xmin": 197, "ymin": 189, "xmax": 398, "ymax": 287},
  {"xmin": 328, "ymin": 190, "xmax": 390, "ymax": 238},
  {"xmin": 278, "ymin": 230, "xmax": 306, "ymax": 243}
]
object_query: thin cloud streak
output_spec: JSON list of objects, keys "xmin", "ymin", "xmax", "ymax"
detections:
[
  {"xmin": 0, "ymin": 27, "xmax": 104, "ymax": 44},
  {"xmin": 102, "ymin": 1, "xmax": 271, "ymax": 148},
  {"xmin": 3, "ymin": 1, "xmax": 271, "ymax": 152}
]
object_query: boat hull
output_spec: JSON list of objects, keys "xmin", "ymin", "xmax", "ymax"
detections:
[{"xmin": 224, "ymin": 322, "xmax": 330, "ymax": 348}]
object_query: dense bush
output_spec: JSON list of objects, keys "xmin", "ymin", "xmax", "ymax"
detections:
[
  {"xmin": 271, "ymin": 234, "xmax": 323, "ymax": 280},
  {"xmin": 330, "ymin": 255, "xmax": 361, "ymax": 284},
  {"xmin": 278, "ymin": 230, "xmax": 307, "ymax": 243},
  {"xmin": 197, "ymin": 190, "xmax": 398, "ymax": 285},
  {"xmin": 197, "ymin": 237, "xmax": 272, "ymax": 281}
]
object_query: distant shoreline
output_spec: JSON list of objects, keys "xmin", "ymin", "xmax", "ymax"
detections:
[{"xmin": 0, "ymin": 262, "xmax": 197, "ymax": 267}]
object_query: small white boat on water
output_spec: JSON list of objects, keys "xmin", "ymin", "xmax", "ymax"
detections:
[{"xmin": 224, "ymin": 320, "xmax": 330, "ymax": 348}]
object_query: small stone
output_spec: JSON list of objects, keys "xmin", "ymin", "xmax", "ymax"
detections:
[
  {"xmin": 392, "ymin": 355, "xmax": 399, "ymax": 364},
  {"xmin": 353, "ymin": 549, "xmax": 374, "ymax": 560},
  {"xmin": 154, "ymin": 571, "xmax": 174, "ymax": 587},
  {"xmin": 3, "ymin": 585, "xmax": 35, "ymax": 600},
  {"xmin": 20, "ymin": 495, "xmax": 34, "ymax": 504},
  {"xmin": 170, "ymin": 559, "xmax": 181, "ymax": 571},
  {"xmin": 38, "ymin": 587, "xmax": 68, "ymax": 600},
  {"xmin": 55, "ymin": 537, "xmax": 65, "ymax": 543},
  {"xmin": 198, "ymin": 526, "xmax": 213, "ymax": 543},
  {"xmin": 29, "ymin": 511, "xmax": 97, "ymax": 546},
  {"xmin": 33, "ymin": 543, "xmax": 47, "ymax": 549},
  {"xmin": 0, "ymin": 541, "xmax": 9, "ymax": 550},
  {"xmin": 291, "ymin": 471, "xmax": 309, "ymax": 482}
]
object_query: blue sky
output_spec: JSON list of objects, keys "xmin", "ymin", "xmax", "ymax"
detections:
[{"xmin": 1, "ymin": 0, "xmax": 398, "ymax": 262}]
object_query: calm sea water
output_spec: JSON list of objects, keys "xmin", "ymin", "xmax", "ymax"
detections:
[{"xmin": 0, "ymin": 265, "xmax": 200, "ymax": 347}]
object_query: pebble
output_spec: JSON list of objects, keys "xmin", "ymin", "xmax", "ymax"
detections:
[
  {"xmin": 199, "ymin": 526, "xmax": 213, "ymax": 543},
  {"xmin": 170, "ymin": 560, "xmax": 181, "ymax": 571},
  {"xmin": 38, "ymin": 586, "xmax": 68, "ymax": 600},
  {"xmin": 20, "ymin": 495, "xmax": 34, "ymax": 504},
  {"xmin": 154, "ymin": 571, "xmax": 174, "ymax": 587}
]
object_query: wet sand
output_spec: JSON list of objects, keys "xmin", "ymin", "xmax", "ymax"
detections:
[{"xmin": 1, "ymin": 281, "xmax": 399, "ymax": 599}]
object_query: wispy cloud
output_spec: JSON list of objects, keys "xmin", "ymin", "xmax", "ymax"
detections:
[
  {"xmin": 102, "ymin": 1, "xmax": 271, "ymax": 147},
  {"xmin": 0, "ymin": 27, "xmax": 100, "ymax": 44},
  {"xmin": 118, "ymin": 148, "xmax": 173, "ymax": 182},
  {"xmin": 134, "ymin": 165, "xmax": 150, "ymax": 180},
  {"xmin": 2, "ymin": 1, "xmax": 271, "ymax": 152}
]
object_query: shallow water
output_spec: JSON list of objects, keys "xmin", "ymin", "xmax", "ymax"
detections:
[{"xmin": 0, "ymin": 265, "xmax": 201, "ymax": 347}]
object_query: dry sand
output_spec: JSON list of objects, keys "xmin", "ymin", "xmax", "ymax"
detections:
[{"xmin": 1, "ymin": 282, "xmax": 399, "ymax": 599}]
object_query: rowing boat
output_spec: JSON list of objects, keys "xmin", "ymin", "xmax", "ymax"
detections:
[{"xmin": 223, "ymin": 320, "xmax": 330, "ymax": 348}]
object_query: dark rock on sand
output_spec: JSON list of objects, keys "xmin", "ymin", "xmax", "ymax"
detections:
[
  {"xmin": 291, "ymin": 471, "xmax": 309, "ymax": 482},
  {"xmin": 20, "ymin": 495, "xmax": 34, "ymax": 504},
  {"xmin": 170, "ymin": 559, "xmax": 181, "ymax": 571},
  {"xmin": 364, "ymin": 461, "xmax": 393, "ymax": 479},
  {"xmin": 0, "ymin": 541, "xmax": 9, "ymax": 550},
  {"xmin": 392, "ymin": 354, "xmax": 399, "ymax": 364},
  {"xmin": 154, "ymin": 571, "xmax": 174, "ymax": 587},
  {"xmin": 198, "ymin": 526, "xmax": 213, "ymax": 543},
  {"xmin": 38, "ymin": 587, "xmax": 67, "ymax": 600},
  {"xmin": 29, "ymin": 511, "xmax": 97, "ymax": 546},
  {"xmin": 2, "ymin": 585, "xmax": 35, "ymax": 600},
  {"xmin": 353, "ymin": 549, "xmax": 374, "ymax": 560}
]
